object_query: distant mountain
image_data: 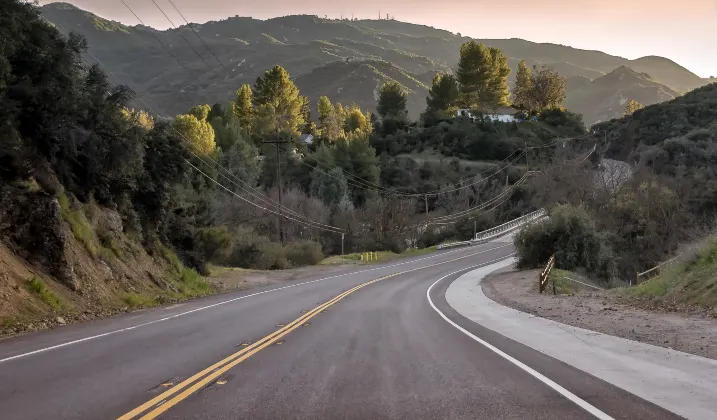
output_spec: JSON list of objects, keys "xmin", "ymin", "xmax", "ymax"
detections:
[
  {"xmin": 566, "ymin": 66, "xmax": 680, "ymax": 125},
  {"xmin": 41, "ymin": 2, "xmax": 712, "ymax": 121}
]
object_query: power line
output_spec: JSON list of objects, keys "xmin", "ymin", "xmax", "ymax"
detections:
[
  {"xmin": 150, "ymin": 0, "xmax": 214, "ymax": 70},
  {"xmin": 119, "ymin": 0, "xmax": 189, "ymax": 73},
  {"xmin": 42, "ymin": 14, "xmax": 344, "ymax": 235},
  {"xmin": 165, "ymin": 0, "xmax": 225, "ymax": 68},
  {"xmin": 185, "ymin": 160, "xmax": 344, "ymax": 233}
]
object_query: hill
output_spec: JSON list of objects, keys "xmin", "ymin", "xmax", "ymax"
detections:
[
  {"xmin": 567, "ymin": 66, "xmax": 680, "ymax": 125},
  {"xmin": 40, "ymin": 2, "xmax": 711, "ymax": 120}
]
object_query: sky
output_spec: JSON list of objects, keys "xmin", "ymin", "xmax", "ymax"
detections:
[{"xmin": 47, "ymin": 0, "xmax": 716, "ymax": 77}]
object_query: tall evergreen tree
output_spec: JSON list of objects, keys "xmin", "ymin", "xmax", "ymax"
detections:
[
  {"xmin": 299, "ymin": 95, "xmax": 312, "ymax": 133},
  {"xmin": 232, "ymin": 84, "xmax": 254, "ymax": 133},
  {"xmin": 426, "ymin": 73, "xmax": 459, "ymax": 115},
  {"xmin": 513, "ymin": 60, "xmax": 533, "ymax": 110},
  {"xmin": 377, "ymin": 81, "xmax": 407, "ymax": 119},
  {"xmin": 456, "ymin": 41, "xmax": 511, "ymax": 110},
  {"xmin": 252, "ymin": 66, "xmax": 304, "ymax": 135}
]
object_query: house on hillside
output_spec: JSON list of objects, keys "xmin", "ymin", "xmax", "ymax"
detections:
[{"xmin": 456, "ymin": 107, "xmax": 523, "ymax": 123}]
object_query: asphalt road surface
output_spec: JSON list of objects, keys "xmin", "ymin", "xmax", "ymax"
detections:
[{"xmin": 0, "ymin": 243, "xmax": 682, "ymax": 419}]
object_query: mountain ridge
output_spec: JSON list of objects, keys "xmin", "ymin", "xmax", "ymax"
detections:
[{"xmin": 40, "ymin": 2, "xmax": 711, "ymax": 124}]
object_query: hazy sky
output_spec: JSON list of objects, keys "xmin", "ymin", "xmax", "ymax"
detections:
[{"xmin": 48, "ymin": 0, "xmax": 716, "ymax": 77}]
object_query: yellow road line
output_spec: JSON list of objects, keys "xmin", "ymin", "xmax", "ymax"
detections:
[{"xmin": 119, "ymin": 244, "xmax": 511, "ymax": 420}]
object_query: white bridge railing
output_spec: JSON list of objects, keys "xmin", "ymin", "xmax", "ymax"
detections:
[{"xmin": 437, "ymin": 209, "xmax": 547, "ymax": 250}]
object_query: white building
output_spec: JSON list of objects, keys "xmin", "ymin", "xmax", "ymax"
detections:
[{"xmin": 456, "ymin": 106, "xmax": 520, "ymax": 123}]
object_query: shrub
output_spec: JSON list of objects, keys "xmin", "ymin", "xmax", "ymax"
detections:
[
  {"xmin": 58, "ymin": 192, "xmax": 99, "ymax": 257},
  {"xmin": 256, "ymin": 242, "xmax": 289, "ymax": 270},
  {"xmin": 26, "ymin": 276, "xmax": 63, "ymax": 310},
  {"xmin": 514, "ymin": 204, "xmax": 615, "ymax": 280},
  {"xmin": 286, "ymin": 240, "xmax": 324, "ymax": 266}
]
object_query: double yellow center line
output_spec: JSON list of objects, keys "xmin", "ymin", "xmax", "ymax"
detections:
[{"xmin": 118, "ymin": 244, "xmax": 511, "ymax": 419}]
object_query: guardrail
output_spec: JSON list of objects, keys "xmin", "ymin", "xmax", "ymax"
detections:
[
  {"xmin": 436, "ymin": 209, "xmax": 547, "ymax": 250},
  {"xmin": 539, "ymin": 254, "xmax": 556, "ymax": 294},
  {"xmin": 635, "ymin": 256, "xmax": 679, "ymax": 285}
]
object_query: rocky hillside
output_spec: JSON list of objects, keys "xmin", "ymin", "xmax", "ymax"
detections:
[
  {"xmin": 567, "ymin": 66, "xmax": 680, "ymax": 125},
  {"xmin": 40, "ymin": 3, "xmax": 711, "ymax": 122}
]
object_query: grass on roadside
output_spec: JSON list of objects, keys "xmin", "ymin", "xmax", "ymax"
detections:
[
  {"xmin": 25, "ymin": 276, "xmax": 63, "ymax": 310},
  {"xmin": 547, "ymin": 269, "xmax": 575, "ymax": 295},
  {"xmin": 319, "ymin": 246, "xmax": 436, "ymax": 265},
  {"xmin": 619, "ymin": 239, "xmax": 717, "ymax": 312}
]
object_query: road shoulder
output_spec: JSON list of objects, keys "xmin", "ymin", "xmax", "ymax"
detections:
[
  {"xmin": 445, "ymin": 259, "xmax": 717, "ymax": 420},
  {"xmin": 482, "ymin": 267, "xmax": 717, "ymax": 360}
]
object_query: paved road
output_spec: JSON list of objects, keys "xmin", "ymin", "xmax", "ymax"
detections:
[{"xmin": 0, "ymin": 243, "xmax": 681, "ymax": 419}]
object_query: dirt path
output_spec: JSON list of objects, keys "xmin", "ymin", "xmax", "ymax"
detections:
[{"xmin": 482, "ymin": 267, "xmax": 717, "ymax": 360}]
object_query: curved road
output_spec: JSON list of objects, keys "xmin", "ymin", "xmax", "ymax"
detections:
[{"xmin": 0, "ymin": 242, "xmax": 681, "ymax": 419}]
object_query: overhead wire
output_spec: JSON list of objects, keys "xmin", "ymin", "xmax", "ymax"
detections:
[
  {"xmin": 165, "ymin": 0, "xmax": 225, "ymax": 68},
  {"xmin": 149, "ymin": 0, "xmax": 214, "ymax": 70},
  {"xmin": 119, "ymin": 0, "xmax": 190, "ymax": 73},
  {"xmin": 41, "ymin": 13, "xmax": 345, "ymax": 234}
]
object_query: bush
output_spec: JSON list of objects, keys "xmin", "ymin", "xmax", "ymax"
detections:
[
  {"xmin": 256, "ymin": 242, "xmax": 289, "ymax": 270},
  {"xmin": 286, "ymin": 240, "xmax": 324, "ymax": 266},
  {"xmin": 514, "ymin": 204, "xmax": 615, "ymax": 280},
  {"xmin": 26, "ymin": 276, "xmax": 63, "ymax": 310}
]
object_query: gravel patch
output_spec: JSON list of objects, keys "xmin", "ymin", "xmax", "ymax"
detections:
[{"xmin": 482, "ymin": 267, "xmax": 717, "ymax": 360}]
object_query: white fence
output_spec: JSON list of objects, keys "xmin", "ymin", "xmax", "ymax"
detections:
[{"xmin": 437, "ymin": 209, "xmax": 547, "ymax": 250}]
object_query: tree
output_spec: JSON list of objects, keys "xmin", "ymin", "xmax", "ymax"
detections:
[
  {"xmin": 309, "ymin": 166, "xmax": 350, "ymax": 208},
  {"xmin": 487, "ymin": 47, "xmax": 511, "ymax": 108},
  {"xmin": 344, "ymin": 105, "xmax": 369, "ymax": 133},
  {"xmin": 513, "ymin": 60, "xmax": 533, "ymax": 110},
  {"xmin": 299, "ymin": 95, "xmax": 312, "ymax": 133},
  {"xmin": 172, "ymin": 113, "xmax": 216, "ymax": 155},
  {"xmin": 221, "ymin": 133, "xmax": 261, "ymax": 186},
  {"xmin": 528, "ymin": 65, "xmax": 567, "ymax": 112},
  {"xmin": 426, "ymin": 73, "xmax": 459, "ymax": 115},
  {"xmin": 188, "ymin": 104, "xmax": 210, "ymax": 121},
  {"xmin": 232, "ymin": 84, "xmax": 254, "ymax": 133},
  {"xmin": 252, "ymin": 66, "xmax": 304, "ymax": 135},
  {"xmin": 624, "ymin": 99, "xmax": 644, "ymax": 116},
  {"xmin": 377, "ymin": 81, "xmax": 407, "ymax": 120},
  {"xmin": 121, "ymin": 108, "xmax": 154, "ymax": 131},
  {"xmin": 317, "ymin": 96, "xmax": 333, "ymax": 129},
  {"xmin": 455, "ymin": 41, "xmax": 510, "ymax": 110}
]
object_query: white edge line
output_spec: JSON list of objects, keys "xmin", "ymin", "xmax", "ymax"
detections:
[
  {"xmin": 426, "ymin": 258, "xmax": 615, "ymax": 420},
  {"xmin": 0, "ymin": 243, "xmax": 512, "ymax": 364}
]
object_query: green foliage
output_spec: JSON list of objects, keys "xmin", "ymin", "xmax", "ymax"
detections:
[
  {"xmin": 232, "ymin": 84, "xmax": 254, "ymax": 133},
  {"xmin": 26, "ymin": 276, "xmax": 63, "ymax": 310},
  {"xmin": 377, "ymin": 81, "xmax": 408, "ymax": 120},
  {"xmin": 285, "ymin": 240, "xmax": 324, "ymax": 266},
  {"xmin": 527, "ymin": 65, "xmax": 567, "ymax": 112},
  {"xmin": 310, "ymin": 166, "xmax": 350, "ymax": 208},
  {"xmin": 513, "ymin": 60, "xmax": 532, "ymax": 110},
  {"xmin": 426, "ymin": 73, "xmax": 459, "ymax": 115},
  {"xmin": 196, "ymin": 226, "xmax": 233, "ymax": 264},
  {"xmin": 344, "ymin": 105, "xmax": 370, "ymax": 134},
  {"xmin": 253, "ymin": 65, "xmax": 304, "ymax": 135},
  {"xmin": 514, "ymin": 205, "xmax": 615, "ymax": 280},
  {"xmin": 58, "ymin": 192, "xmax": 99, "ymax": 257},
  {"xmin": 172, "ymin": 113, "xmax": 216, "ymax": 155},
  {"xmin": 455, "ymin": 41, "xmax": 511, "ymax": 110},
  {"xmin": 188, "ymin": 104, "xmax": 211, "ymax": 121}
]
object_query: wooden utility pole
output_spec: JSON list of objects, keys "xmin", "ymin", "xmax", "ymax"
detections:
[
  {"xmin": 263, "ymin": 127, "xmax": 290, "ymax": 244},
  {"xmin": 424, "ymin": 194, "xmax": 429, "ymax": 215}
]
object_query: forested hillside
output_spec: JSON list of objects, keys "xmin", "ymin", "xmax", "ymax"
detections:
[
  {"xmin": 3, "ymin": 0, "xmax": 601, "ymax": 332},
  {"xmin": 39, "ymin": 2, "xmax": 711, "ymax": 124}
]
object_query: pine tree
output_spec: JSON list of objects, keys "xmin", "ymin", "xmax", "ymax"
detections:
[
  {"xmin": 513, "ymin": 60, "xmax": 533, "ymax": 110},
  {"xmin": 252, "ymin": 66, "xmax": 304, "ymax": 135},
  {"xmin": 426, "ymin": 73, "xmax": 459, "ymax": 115},
  {"xmin": 232, "ymin": 84, "xmax": 254, "ymax": 133},
  {"xmin": 299, "ymin": 95, "xmax": 312, "ymax": 133},
  {"xmin": 456, "ymin": 41, "xmax": 511, "ymax": 110},
  {"xmin": 377, "ymin": 81, "xmax": 407, "ymax": 119}
]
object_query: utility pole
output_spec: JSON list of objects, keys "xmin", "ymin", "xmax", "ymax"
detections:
[
  {"xmin": 473, "ymin": 220, "xmax": 477, "ymax": 240},
  {"xmin": 424, "ymin": 194, "xmax": 429, "ymax": 215},
  {"xmin": 341, "ymin": 233, "xmax": 345, "ymax": 256},
  {"xmin": 263, "ymin": 127, "xmax": 290, "ymax": 244}
]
